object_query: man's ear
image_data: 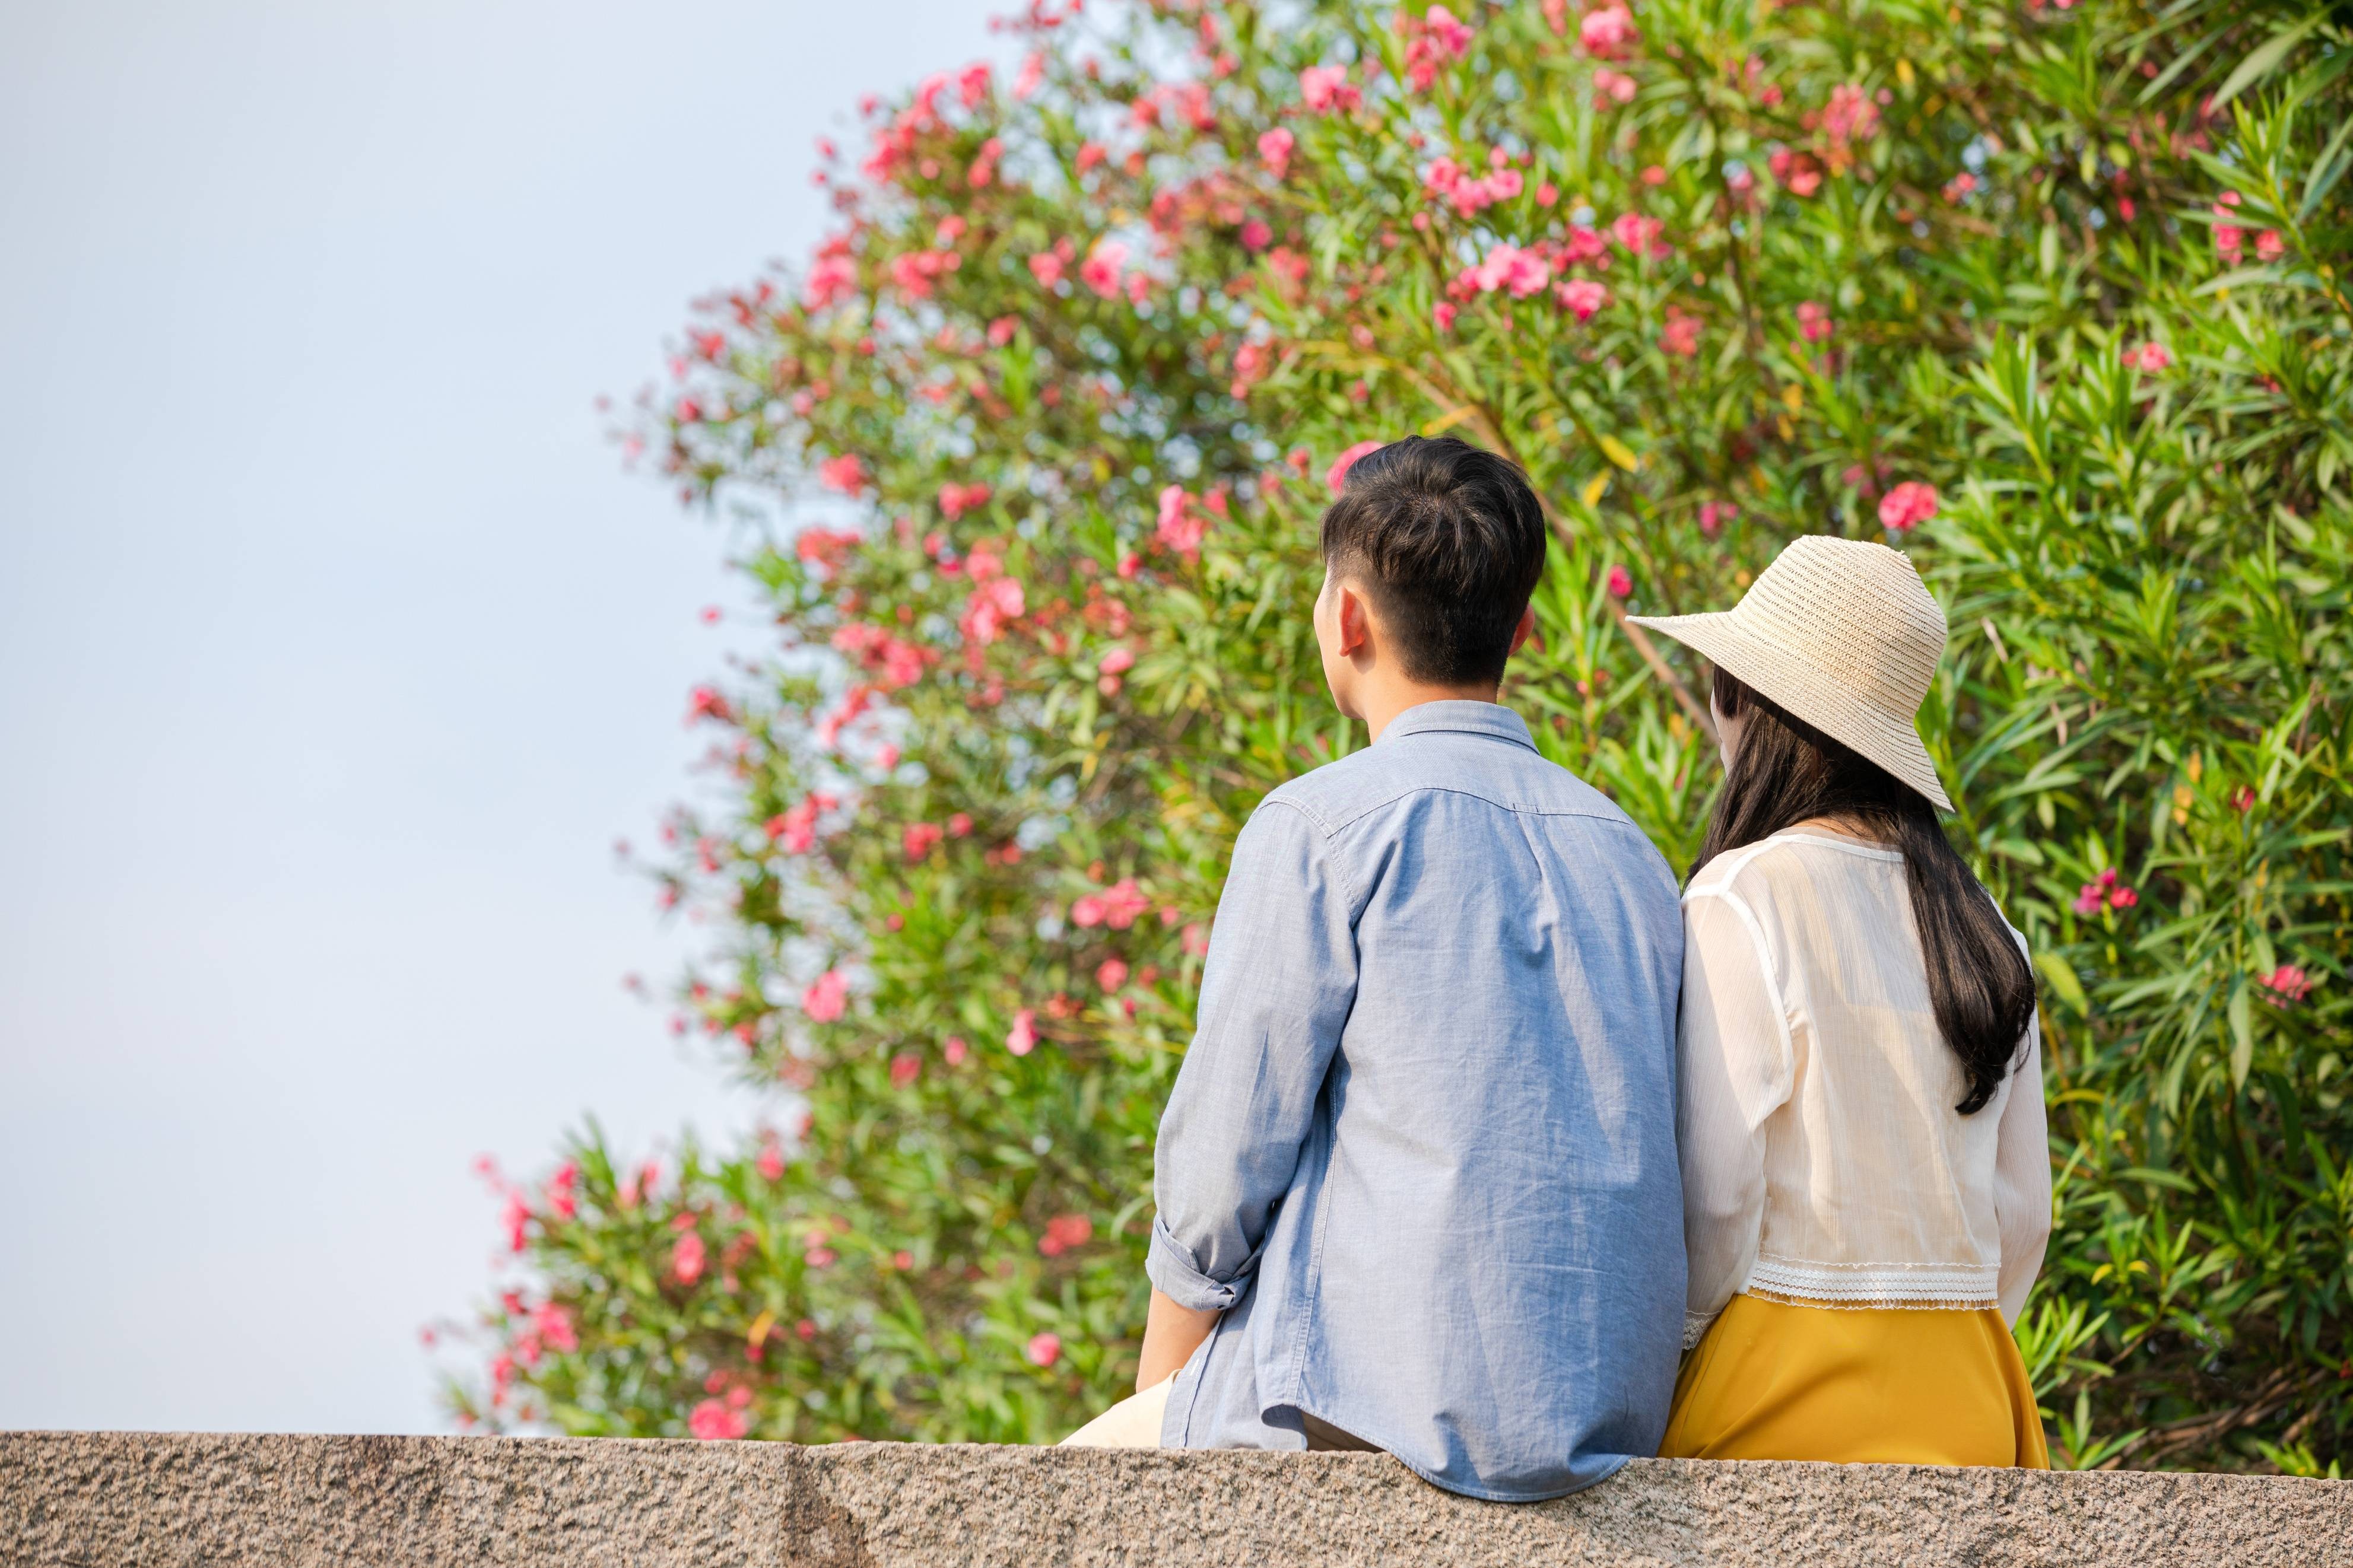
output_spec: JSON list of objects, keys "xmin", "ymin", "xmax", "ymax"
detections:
[
  {"xmin": 1507, "ymin": 603, "xmax": 1538, "ymax": 654},
  {"xmin": 1336, "ymin": 580, "xmax": 1373, "ymax": 658}
]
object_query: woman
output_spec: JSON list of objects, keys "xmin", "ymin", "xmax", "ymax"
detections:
[{"xmin": 1627, "ymin": 535, "xmax": 2052, "ymax": 1467}]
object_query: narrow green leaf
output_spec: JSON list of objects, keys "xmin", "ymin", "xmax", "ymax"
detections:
[
  {"xmin": 2227, "ymin": 978, "xmax": 2254, "ymax": 1089},
  {"xmin": 2209, "ymin": 14, "xmax": 2323, "ymax": 112},
  {"xmin": 2300, "ymin": 110, "xmax": 2353, "ymax": 220},
  {"xmin": 2035, "ymin": 950, "xmax": 2091, "ymax": 1015}
]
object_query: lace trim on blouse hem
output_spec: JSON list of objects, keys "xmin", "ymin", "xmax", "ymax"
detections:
[
  {"xmin": 1745, "ymin": 1255, "xmax": 1997, "ymax": 1311},
  {"xmin": 1741, "ymin": 1285, "xmax": 1998, "ymax": 1312}
]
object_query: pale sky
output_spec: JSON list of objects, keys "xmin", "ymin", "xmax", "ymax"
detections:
[{"xmin": 0, "ymin": 0, "xmax": 999, "ymax": 1433}]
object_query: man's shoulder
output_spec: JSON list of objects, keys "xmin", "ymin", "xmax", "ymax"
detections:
[{"xmin": 1260, "ymin": 733, "xmax": 1641, "ymax": 841}]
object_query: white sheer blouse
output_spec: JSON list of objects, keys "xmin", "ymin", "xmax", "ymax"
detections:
[{"xmin": 1677, "ymin": 830, "xmax": 2051, "ymax": 1349}]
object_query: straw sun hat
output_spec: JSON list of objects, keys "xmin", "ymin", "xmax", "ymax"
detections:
[{"xmin": 1627, "ymin": 535, "xmax": 1956, "ymax": 812}]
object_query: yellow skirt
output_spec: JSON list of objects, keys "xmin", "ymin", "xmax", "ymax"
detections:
[{"xmin": 1659, "ymin": 1294, "xmax": 2050, "ymax": 1468}]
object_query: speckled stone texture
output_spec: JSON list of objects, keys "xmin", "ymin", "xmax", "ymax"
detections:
[{"xmin": 2, "ymin": 1431, "xmax": 2346, "ymax": 1567}]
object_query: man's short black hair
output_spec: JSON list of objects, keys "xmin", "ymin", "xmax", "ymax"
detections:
[{"xmin": 1318, "ymin": 435, "xmax": 1549, "ymax": 688}]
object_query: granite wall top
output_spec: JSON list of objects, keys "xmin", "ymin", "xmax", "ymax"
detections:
[{"xmin": 4, "ymin": 1429, "xmax": 2346, "ymax": 1567}]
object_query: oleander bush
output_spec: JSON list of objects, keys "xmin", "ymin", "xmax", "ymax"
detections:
[{"xmin": 451, "ymin": 0, "xmax": 2352, "ymax": 1472}]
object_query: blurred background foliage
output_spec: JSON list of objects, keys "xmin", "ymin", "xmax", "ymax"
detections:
[{"xmin": 452, "ymin": 0, "xmax": 2350, "ymax": 1473}]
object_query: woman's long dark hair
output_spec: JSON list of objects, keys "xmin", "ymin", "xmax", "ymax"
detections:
[{"xmin": 1696, "ymin": 668, "xmax": 2036, "ymax": 1114}]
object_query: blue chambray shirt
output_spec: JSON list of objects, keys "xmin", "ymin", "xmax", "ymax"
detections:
[{"xmin": 1147, "ymin": 701, "xmax": 1686, "ymax": 1501}]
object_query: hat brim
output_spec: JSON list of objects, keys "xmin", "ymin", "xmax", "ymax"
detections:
[{"xmin": 1627, "ymin": 610, "xmax": 1957, "ymax": 813}]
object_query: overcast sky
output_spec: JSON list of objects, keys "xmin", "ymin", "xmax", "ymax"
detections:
[{"xmin": 0, "ymin": 0, "xmax": 999, "ymax": 1434}]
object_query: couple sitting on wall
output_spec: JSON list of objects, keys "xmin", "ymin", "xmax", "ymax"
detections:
[{"xmin": 1060, "ymin": 436, "xmax": 2051, "ymax": 1500}]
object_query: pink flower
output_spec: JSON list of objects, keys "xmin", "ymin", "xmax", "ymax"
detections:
[
  {"xmin": 1943, "ymin": 171, "xmax": 1977, "ymax": 203},
  {"xmin": 802, "ymin": 252, "xmax": 858, "ymax": 312},
  {"xmin": 1698, "ymin": 500, "xmax": 1739, "ymax": 535},
  {"xmin": 903, "ymin": 822, "xmax": 944, "ymax": 861},
  {"xmin": 1432, "ymin": 301, "xmax": 1457, "ymax": 332},
  {"xmin": 2255, "ymin": 229, "xmax": 2286, "ymax": 262},
  {"xmin": 1769, "ymin": 148, "xmax": 1822, "ymax": 197},
  {"xmin": 1795, "ymin": 301, "xmax": 1833, "ymax": 343},
  {"xmin": 1258, "ymin": 128, "xmax": 1295, "ymax": 179},
  {"xmin": 1610, "ymin": 212, "xmax": 1666, "ymax": 256},
  {"xmin": 802, "ymin": 969, "xmax": 849, "ymax": 1022},
  {"xmin": 1579, "ymin": 4, "xmax": 1639, "ymax": 59},
  {"xmin": 543, "ymin": 1162, "xmax": 579, "ymax": 1220},
  {"xmin": 685, "ymin": 685, "xmax": 733, "ymax": 724},
  {"xmin": 1471, "ymin": 242, "xmax": 1552, "ymax": 298},
  {"xmin": 1079, "ymin": 239, "xmax": 1129, "ymax": 299},
  {"xmin": 1424, "ymin": 4, "xmax": 1474, "ymax": 53},
  {"xmin": 2124, "ymin": 342, "xmax": 2172, "ymax": 373},
  {"xmin": 2072, "ymin": 868, "xmax": 2136, "ymax": 916},
  {"xmin": 1072, "ymin": 878, "xmax": 1151, "ymax": 930},
  {"xmin": 1878, "ymin": 481, "xmax": 1940, "ymax": 532},
  {"xmin": 767, "ymin": 792, "xmax": 834, "ymax": 854},
  {"xmin": 1095, "ymin": 958, "xmax": 1130, "ymax": 991},
  {"xmin": 1239, "ymin": 218, "xmax": 1272, "ymax": 251},
  {"xmin": 1556, "ymin": 278, "xmax": 1611, "ymax": 320},
  {"xmin": 2260, "ymin": 965, "xmax": 2313, "ymax": 1004},
  {"xmin": 1592, "ymin": 67, "xmax": 1637, "ymax": 104},
  {"xmin": 1028, "ymin": 250, "xmax": 1066, "ymax": 287},
  {"xmin": 688, "ymin": 1398, "xmax": 748, "ymax": 1440},
  {"xmin": 958, "ymin": 575, "xmax": 1025, "ymax": 644},
  {"xmin": 1298, "ymin": 64, "xmax": 1360, "ymax": 113},
  {"xmin": 1326, "ymin": 439, "xmax": 1385, "ymax": 494},
  {"xmin": 1006, "ymin": 1008, "xmax": 1039, "ymax": 1056},
  {"xmin": 817, "ymin": 453, "xmax": 866, "ymax": 495},
  {"xmin": 534, "ymin": 1301, "xmax": 577, "ymax": 1354},
  {"xmin": 1659, "ymin": 310, "xmax": 1701, "ymax": 357},
  {"xmin": 1025, "ymin": 1331, "xmax": 1062, "ymax": 1367},
  {"xmin": 944, "ymin": 1035, "xmax": 970, "ymax": 1066},
  {"xmin": 889, "ymin": 248, "xmax": 962, "ymax": 300},
  {"xmin": 756, "ymin": 1140, "xmax": 786, "ymax": 1181},
  {"xmin": 1014, "ymin": 50, "xmax": 1046, "ymax": 99},
  {"xmin": 1098, "ymin": 645, "xmax": 1136, "ymax": 676},
  {"xmin": 1039, "ymin": 1214, "xmax": 1094, "ymax": 1257},
  {"xmin": 890, "ymin": 1052, "xmax": 922, "ymax": 1089},
  {"xmin": 1822, "ymin": 84, "xmax": 1881, "ymax": 152},
  {"xmin": 501, "ymin": 1191, "xmax": 531, "ymax": 1253},
  {"xmin": 2213, "ymin": 223, "xmax": 2243, "ymax": 259},
  {"xmin": 1606, "ymin": 564, "xmax": 1634, "ymax": 599},
  {"xmin": 938, "ymin": 480, "xmax": 992, "ymax": 520},
  {"xmin": 672, "ymin": 1232, "xmax": 707, "ymax": 1286},
  {"xmin": 1155, "ymin": 484, "xmax": 1209, "ymax": 557}
]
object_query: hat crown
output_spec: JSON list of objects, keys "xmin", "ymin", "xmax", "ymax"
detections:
[{"xmin": 1726, "ymin": 536, "xmax": 1946, "ymax": 717}]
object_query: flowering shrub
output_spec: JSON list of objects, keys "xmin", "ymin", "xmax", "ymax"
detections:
[{"xmin": 453, "ymin": 0, "xmax": 2352, "ymax": 1474}]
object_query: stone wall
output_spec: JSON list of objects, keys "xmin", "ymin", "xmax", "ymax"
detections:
[{"xmin": 3, "ymin": 1430, "xmax": 2346, "ymax": 1567}]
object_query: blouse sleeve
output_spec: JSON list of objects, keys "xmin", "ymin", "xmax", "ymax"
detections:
[
  {"xmin": 1676, "ymin": 889, "xmax": 1795, "ymax": 1348},
  {"xmin": 1992, "ymin": 1014, "xmax": 2053, "ymax": 1325}
]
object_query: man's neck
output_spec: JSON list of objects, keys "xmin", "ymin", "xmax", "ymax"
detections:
[{"xmin": 1360, "ymin": 683, "xmax": 1503, "ymax": 744}]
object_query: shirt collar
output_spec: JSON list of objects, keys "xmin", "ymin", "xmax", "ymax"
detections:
[{"xmin": 1374, "ymin": 700, "xmax": 1538, "ymax": 752}]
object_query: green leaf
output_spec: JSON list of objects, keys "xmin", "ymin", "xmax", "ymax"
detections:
[
  {"xmin": 2035, "ymin": 950, "xmax": 2090, "ymax": 1016},
  {"xmin": 2209, "ymin": 14, "xmax": 2323, "ymax": 113},
  {"xmin": 2228, "ymin": 978, "xmax": 2254, "ymax": 1089}
]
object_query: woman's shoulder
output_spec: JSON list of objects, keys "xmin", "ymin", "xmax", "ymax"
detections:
[
  {"xmin": 1688, "ymin": 828, "xmax": 1869, "ymax": 895},
  {"xmin": 1685, "ymin": 831, "xmax": 1910, "ymax": 934}
]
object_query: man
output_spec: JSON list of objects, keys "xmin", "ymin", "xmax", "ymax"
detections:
[{"xmin": 1067, "ymin": 435, "xmax": 1685, "ymax": 1501}]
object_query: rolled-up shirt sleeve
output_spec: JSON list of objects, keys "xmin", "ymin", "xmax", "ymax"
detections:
[
  {"xmin": 1676, "ymin": 890, "xmax": 1793, "ymax": 1347},
  {"xmin": 1993, "ymin": 1016, "xmax": 2052, "ymax": 1325},
  {"xmin": 1147, "ymin": 799, "xmax": 1358, "ymax": 1313}
]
